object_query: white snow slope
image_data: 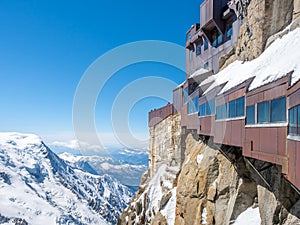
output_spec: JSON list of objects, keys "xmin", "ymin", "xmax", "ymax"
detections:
[
  {"xmin": 129, "ymin": 164, "xmax": 179, "ymax": 225},
  {"xmin": 202, "ymin": 27, "xmax": 300, "ymax": 94},
  {"xmin": 233, "ymin": 207, "xmax": 261, "ymax": 225},
  {"xmin": 0, "ymin": 132, "xmax": 133, "ymax": 225}
]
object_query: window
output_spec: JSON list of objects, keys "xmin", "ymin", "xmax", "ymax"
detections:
[
  {"xmin": 212, "ymin": 29, "xmax": 223, "ymax": 47},
  {"xmin": 206, "ymin": 99, "xmax": 215, "ymax": 115},
  {"xmin": 184, "ymin": 87, "xmax": 188, "ymax": 103},
  {"xmin": 196, "ymin": 42, "xmax": 202, "ymax": 56},
  {"xmin": 188, "ymin": 97, "xmax": 199, "ymax": 114},
  {"xmin": 246, "ymin": 105, "xmax": 255, "ymax": 125},
  {"xmin": 227, "ymin": 25, "xmax": 233, "ymax": 39},
  {"xmin": 216, "ymin": 104, "xmax": 227, "ymax": 120},
  {"xmin": 217, "ymin": 33, "xmax": 223, "ymax": 45},
  {"xmin": 288, "ymin": 105, "xmax": 300, "ymax": 135},
  {"xmin": 236, "ymin": 97, "xmax": 245, "ymax": 117},
  {"xmin": 257, "ymin": 97, "xmax": 286, "ymax": 124},
  {"xmin": 199, "ymin": 103, "xmax": 206, "ymax": 117},
  {"xmin": 229, "ymin": 100, "xmax": 237, "ymax": 118},
  {"xmin": 229, "ymin": 97, "xmax": 245, "ymax": 118},
  {"xmin": 271, "ymin": 97, "xmax": 286, "ymax": 122},
  {"xmin": 257, "ymin": 101, "xmax": 270, "ymax": 123},
  {"xmin": 199, "ymin": 99, "xmax": 215, "ymax": 117},
  {"xmin": 204, "ymin": 38, "xmax": 208, "ymax": 50}
]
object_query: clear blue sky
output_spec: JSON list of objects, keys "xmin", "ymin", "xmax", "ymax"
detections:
[{"xmin": 0, "ymin": 0, "xmax": 202, "ymax": 149}]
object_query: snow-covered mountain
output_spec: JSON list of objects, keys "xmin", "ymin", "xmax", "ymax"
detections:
[
  {"xmin": 0, "ymin": 132, "xmax": 133, "ymax": 225},
  {"xmin": 59, "ymin": 152, "xmax": 148, "ymax": 188}
]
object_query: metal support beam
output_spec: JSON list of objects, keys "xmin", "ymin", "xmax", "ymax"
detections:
[{"xmin": 244, "ymin": 158, "xmax": 272, "ymax": 191}]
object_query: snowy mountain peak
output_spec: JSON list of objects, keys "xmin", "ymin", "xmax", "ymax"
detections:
[{"xmin": 0, "ymin": 132, "xmax": 133, "ymax": 225}]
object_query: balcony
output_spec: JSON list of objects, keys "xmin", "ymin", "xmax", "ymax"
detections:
[
  {"xmin": 186, "ymin": 24, "xmax": 201, "ymax": 49},
  {"xmin": 200, "ymin": 0, "xmax": 230, "ymax": 42}
]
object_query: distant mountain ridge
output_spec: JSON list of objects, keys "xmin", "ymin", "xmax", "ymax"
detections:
[
  {"xmin": 58, "ymin": 148, "xmax": 148, "ymax": 187},
  {"xmin": 0, "ymin": 132, "xmax": 133, "ymax": 225}
]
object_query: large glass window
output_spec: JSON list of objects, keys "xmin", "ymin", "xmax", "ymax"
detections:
[
  {"xmin": 216, "ymin": 104, "xmax": 227, "ymax": 120},
  {"xmin": 271, "ymin": 97, "xmax": 286, "ymax": 122},
  {"xmin": 207, "ymin": 99, "xmax": 215, "ymax": 115},
  {"xmin": 257, "ymin": 101, "xmax": 270, "ymax": 123},
  {"xmin": 229, "ymin": 100, "xmax": 237, "ymax": 118},
  {"xmin": 236, "ymin": 97, "xmax": 245, "ymax": 117},
  {"xmin": 199, "ymin": 103, "xmax": 206, "ymax": 117},
  {"xmin": 246, "ymin": 105, "xmax": 255, "ymax": 125},
  {"xmin": 289, "ymin": 106, "xmax": 297, "ymax": 134},
  {"xmin": 257, "ymin": 97, "xmax": 286, "ymax": 124},
  {"xmin": 199, "ymin": 99, "xmax": 215, "ymax": 117},
  {"xmin": 229, "ymin": 97, "xmax": 245, "ymax": 118},
  {"xmin": 288, "ymin": 105, "xmax": 300, "ymax": 135}
]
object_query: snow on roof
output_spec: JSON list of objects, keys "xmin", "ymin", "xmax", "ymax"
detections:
[
  {"xmin": 202, "ymin": 27, "xmax": 300, "ymax": 95},
  {"xmin": 189, "ymin": 67, "xmax": 210, "ymax": 79}
]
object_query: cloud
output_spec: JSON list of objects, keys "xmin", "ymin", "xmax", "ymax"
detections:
[
  {"xmin": 51, "ymin": 140, "xmax": 80, "ymax": 149},
  {"xmin": 44, "ymin": 132, "xmax": 149, "ymax": 155}
]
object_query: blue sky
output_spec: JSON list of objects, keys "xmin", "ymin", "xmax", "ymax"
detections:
[{"xmin": 0, "ymin": 0, "xmax": 202, "ymax": 151}]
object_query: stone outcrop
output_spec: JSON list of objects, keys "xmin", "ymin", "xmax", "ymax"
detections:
[
  {"xmin": 220, "ymin": 0, "xmax": 294, "ymax": 69},
  {"xmin": 175, "ymin": 135, "xmax": 257, "ymax": 225},
  {"xmin": 175, "ymin": 134, "xmax": 300, "ymax": 225},
  {"xmin": 149, "ymin": 113, "xmax": 181, "ymax": 177},
  {"xmin": 119, "ymin": 132, "xmax": 300, "ymax": 225}
]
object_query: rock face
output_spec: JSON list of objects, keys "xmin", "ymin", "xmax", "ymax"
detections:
[
  {"xmin": 220, "ymin": 0, "xmax": 294, "ymax": 69},
  {"xmin": 175, "ymin": 135, "xmax": 300, "ymax": 225},
  {"xmin": 149, "ymin": 114, "xmax": 181, "ymax": 177},
  {"xmin": 175, "ymin": 135, "xmax": 257, "ymax": 225},
  {"xmin": 119, "ymin": 133, "xmax": 300, "ymax": 225}
]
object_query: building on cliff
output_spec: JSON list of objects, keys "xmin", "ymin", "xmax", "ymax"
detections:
[{"xmin": 148, "ymin": 0, "xmax": 300, "ymax": 193}]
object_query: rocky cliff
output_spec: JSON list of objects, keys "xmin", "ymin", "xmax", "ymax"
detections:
[
  {"xmin": 119, "ymin": 132, "xmax": 300, "ymax": 225},
  {"xmin": 220, "ymin": 0, "xmax": 297, "ymax": 69}
]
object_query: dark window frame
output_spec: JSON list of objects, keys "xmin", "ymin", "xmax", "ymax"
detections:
[
  {"xmin": 204, "ymin": 38, "xmax": 209, "ymax": 51},
  {"xmin": 257, "ymin": 97, "xmax": 286, "ymax": 124},
  {"xmin": 288, "ymin": 105, "xmax": 300, "ymax": 136},
  {"xmin": 246, "ymin": 105, "xmax": 255, "ymax": 125},
  {"xmin": 198, "ymin": 99, "xmax": 216, "ymax": 117}
]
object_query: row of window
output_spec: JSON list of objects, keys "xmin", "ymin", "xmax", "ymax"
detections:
[
  {"xmin": 246, "ymin": 97, "xmax": 286, "ymax": 124},
  {"xmin": 216, "ymin": 97, "xmax": 245, "ymax": 120},
  {"xmin": 186, "ymin": 95, "xmax": 290, "ymax": 130},
  {"xmin": 289, "ymin": 105, "xmax": 300, "ymax": 135}
]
